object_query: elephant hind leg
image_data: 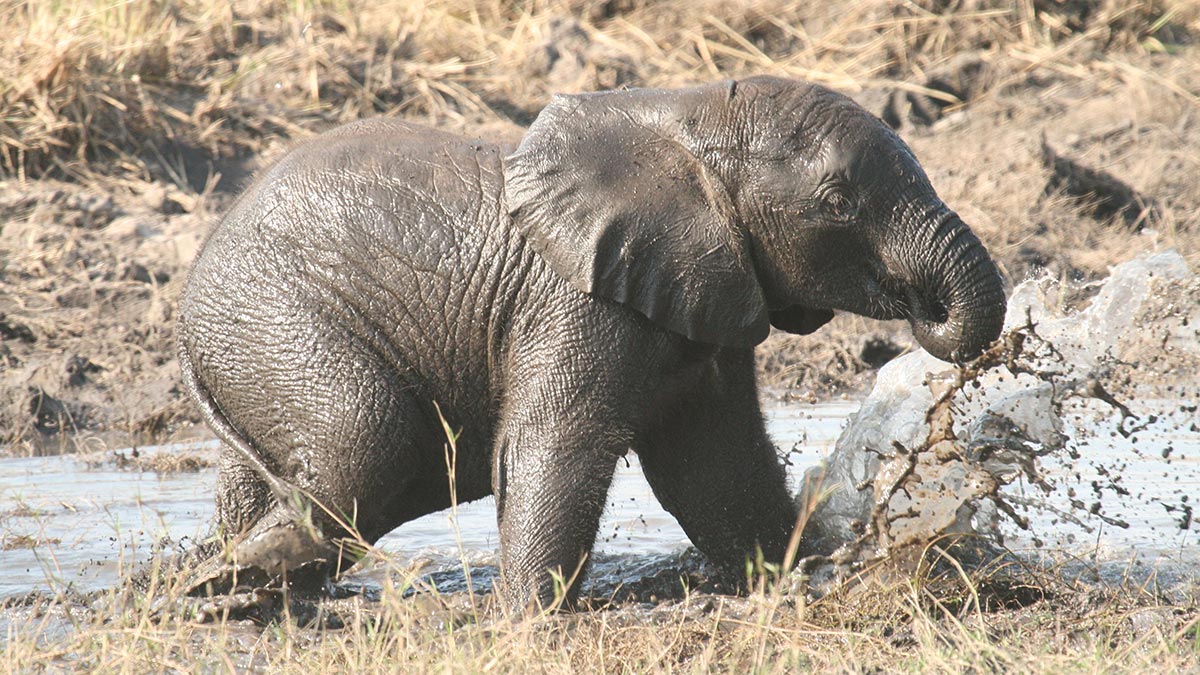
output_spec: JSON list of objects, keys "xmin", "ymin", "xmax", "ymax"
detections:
[
  {"xmin": 192, "ymin": 431, "xmax": 426, "ymax": 595},
  {"xmin": 214, "ymin": 446, "xmax": 274, "ymax": 538},
  {"xmin": 184, "ymin": 310, "xmax": 450, "ymax": 591},
  {"xmin": 190, "ymin": 392, "xmax": 433, "ymax": 595}
]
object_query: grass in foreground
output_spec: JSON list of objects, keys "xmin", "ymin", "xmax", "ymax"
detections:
[{"xmin": 2, "ymin": 545, "xmax": 1198, "ymax": 674}]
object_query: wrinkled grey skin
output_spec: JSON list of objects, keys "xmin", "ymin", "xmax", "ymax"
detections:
[{"xmin": 177, "ymin": 76, "xmax": 1006, "ymax": 609}]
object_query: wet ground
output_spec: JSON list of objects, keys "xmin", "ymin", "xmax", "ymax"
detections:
[
  {"xmin": 0, "ymin": 402, "xmax": 852, "ymax": 599},
  {"xmin": 2, "ymin": 396, "xmax": 1196, "ymax": 603}
]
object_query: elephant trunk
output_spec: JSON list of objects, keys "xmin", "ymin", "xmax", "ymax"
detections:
[{"xmin": 905, "ymin": 213, "xmax": 1007, "ymax": 363}]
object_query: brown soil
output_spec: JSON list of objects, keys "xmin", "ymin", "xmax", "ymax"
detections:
[
  {"xmin": 0, "ymin": 181, "xmax": 216, "ymax": 454},
  {"xmin": 1, "ymin": 0, "xmax": 1197, "ymax": 456}
]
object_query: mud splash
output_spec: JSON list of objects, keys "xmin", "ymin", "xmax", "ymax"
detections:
[{"xmin": 798, "ymin": 251, "xmax": 1200, "ymax": 593}]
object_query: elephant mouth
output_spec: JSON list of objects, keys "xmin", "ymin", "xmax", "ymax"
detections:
[
  {"xmin": 862, "ymin": 272, "xmax": 946, "ymax": 323},
  {"xmin": 768, "ymin": 305, "xmax": 835, "ymax": 335},
  {"xmin": 860, "ymin": 274, "xmax": 917, "ymax": 322},
  {"xmin": 901, "ymin": 286, "xmax": 951, "ymax": 326}
]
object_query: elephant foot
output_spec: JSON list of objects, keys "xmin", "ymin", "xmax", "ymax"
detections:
[
  {"xmin": 184, "ymin": 515, "xmax": 343, "ymax": 598},
  {"xmin": 184, "ymin": 559, "xmax": 332, "ymax": 597},
  {"xmin": 190, "ymin": 587, "xmax": 283, "ymax": 623},
  {"xmin": 171, "ymin": 519, "xmax": 344, "ymax": 627}
]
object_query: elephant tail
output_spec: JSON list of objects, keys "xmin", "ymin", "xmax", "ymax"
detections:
[{"xmin": 177, "ymin": 337, "xmax": 304, "ymax": 508}]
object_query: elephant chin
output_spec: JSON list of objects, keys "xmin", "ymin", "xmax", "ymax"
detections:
[{"xmin": 769, "ymin": 306, "xmax": 835, "ymax": 335}]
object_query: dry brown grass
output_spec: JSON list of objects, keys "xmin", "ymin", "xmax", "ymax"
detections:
[
  {"xmin": 2, "ymin": 0, "xmax": 1196, "ymax": 186},
  {"xmin": 1, "ymin": 543, "xmax": 1196, "ymax": 673}
]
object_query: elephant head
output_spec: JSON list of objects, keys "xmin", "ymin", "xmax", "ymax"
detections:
[{"xmin": 504, "ymin": 76, "xmax": 1006, "ymax": 362}]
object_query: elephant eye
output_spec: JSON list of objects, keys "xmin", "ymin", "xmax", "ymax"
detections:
[{"xmin": 817, "ymin": 182, "xmax": 859, "ymax": 220}]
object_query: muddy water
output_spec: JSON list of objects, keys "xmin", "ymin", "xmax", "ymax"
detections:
[
  {"xmin": 0, "ymin": 403, "xmax": 855, "ymax": 598},
  {"xmin": 984, "ymin": 402, "xmax": 1200, "ymax": 596},
  {"xmin": 1008, "ymin": 404, "xmax": 1200, "ymax": 556},
  {"xmin": 2, "ymin": 395, "xmax": 1198, "ymax": 600},
  {"xmin": 0, "ymin": 442, "xmax": 219, "ymax": 598},
  {"xmin": 4, "ymin": 395, "xmax": 1197, "ymax": 600}
]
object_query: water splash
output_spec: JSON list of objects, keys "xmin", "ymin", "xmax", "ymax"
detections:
[{"xmin": 798, "ymin": 251, "xmax": 1200, "ymax": 585}]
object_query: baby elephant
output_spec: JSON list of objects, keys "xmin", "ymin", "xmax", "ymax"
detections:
[{"xmin": 177, "ymin": 76, "xmax": 1006, "ymax": 609}]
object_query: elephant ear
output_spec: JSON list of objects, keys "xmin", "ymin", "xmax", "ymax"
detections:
[{"xmin": 503, "ymin": 85, "xmax": 770, "ymax": 348}]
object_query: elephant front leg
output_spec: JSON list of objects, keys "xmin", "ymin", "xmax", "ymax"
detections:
[
  {"xmin": 639, "ymin": 354, "xmax": 803, "ymax": 583},
  {"xmin": 491, "ymin": 419, "xmax": 622, "ymax": 611}
]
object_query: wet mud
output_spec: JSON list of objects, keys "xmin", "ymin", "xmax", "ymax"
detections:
[{"xmin": 0, "ymin": 181, "xmax": 216, "ymax": 455}]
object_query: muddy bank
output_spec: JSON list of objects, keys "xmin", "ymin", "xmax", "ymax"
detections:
[
  {"xmin": 2, "ymin": 0, "xmax": 1198, "ymax": 458},
  {"xmin": 0, "ymin": 181, "xmax": 216, "ymax": 455}
]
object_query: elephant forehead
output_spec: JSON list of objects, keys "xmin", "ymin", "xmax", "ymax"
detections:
[
  {"xmin": 820, "ymin": 120, "xmax": 927, "ymax": 183},
  {"xmin": 735, "ymin": 92, "xmax": 899, "ymax": 175}
]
